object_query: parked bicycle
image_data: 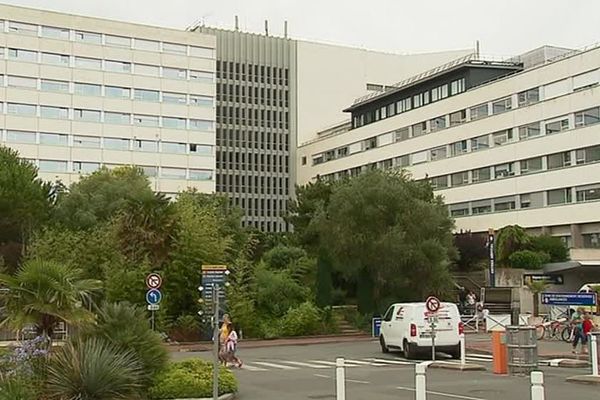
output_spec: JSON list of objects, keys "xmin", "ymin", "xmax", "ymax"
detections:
[{"xmin": 535, "ymin": 316, "xmax": 572, "ymax": 342}]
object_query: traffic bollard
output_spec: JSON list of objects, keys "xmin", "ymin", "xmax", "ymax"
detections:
[
  {"xmin": 460, "ymin": 333, "xmax": 466, "ymax": 366},
  {"xmin": 415, "ymin": 362, "xmax": 427, "ymax": 400},
  {"xmin": 336, "ymin": 357, "xmax": 346, "ymax": 400},
  {"xmin": 530, "ymin": 371, "xmax": 545, "ymax": 400},
  {"xmin": 590, "ymin": 333, "xmax": 599, "ymax": 376}
]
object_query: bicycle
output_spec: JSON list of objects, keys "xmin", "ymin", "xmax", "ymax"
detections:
[{"xmin": 535, "ymin": 317, "xmax": 570, "ymax": 341}]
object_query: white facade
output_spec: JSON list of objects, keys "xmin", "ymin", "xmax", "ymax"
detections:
[
  {"xmin": 297, "ymin": 46, "xmax": 600, "ymax": 258},
  {"xmin": 0, "ymin": 4, "xmax": 216, "ymax": 194}
]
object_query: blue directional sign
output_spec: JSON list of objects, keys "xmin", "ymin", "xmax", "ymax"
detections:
[
  {"xmin": 372, "ymin": 317, "xmax": 382, "ymax": 337},
  {"xmin": 541, "ymin": 292, "xmax": 596, "ymax": 306},
  {"xmin": 146, "ymin": 289, "xmax": 162, "ymax": 305}
]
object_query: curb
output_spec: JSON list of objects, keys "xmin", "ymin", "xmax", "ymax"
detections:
[
  {"xmin": 428, "ymin": 361, "xmax": 486, "ymax": 371},
  {"xmin": 566, "ymin": 375, "xmax": 600, "ymax": 385},
  {"xmin": 546, "ymin": 359, "xmax": 589, "ymax": 368},
  {"xmin": 466, "ymin": 346, "xmax": 588, "ymax": 361},
  {"xmin": 171, "ymin": 393, "xmax": 236, "ymax": 400}
]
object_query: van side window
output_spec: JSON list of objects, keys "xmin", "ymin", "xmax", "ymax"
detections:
[{"xmin": 383, "ymin": 306, "xmax": 394, "ymax": 322}]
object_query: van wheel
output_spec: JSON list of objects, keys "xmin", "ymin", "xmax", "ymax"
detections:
[
  {"xmin": 380, "ymin": 335, "xmax": 389, "ymax": 353},
  {"xmin": 449, "ymin": 344, "xmax": 461, "ymax": 359},
  {"xmin": 403, "ymin": 340, "xmax": 415, "ymax": 359}
]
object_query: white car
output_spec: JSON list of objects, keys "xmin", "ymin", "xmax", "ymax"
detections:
[{"xmin": 379, "ymin": 302, "xmax": 463, "ymax": 359}]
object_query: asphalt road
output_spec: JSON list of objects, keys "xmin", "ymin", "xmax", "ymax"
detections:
[{"xmin": 173, "ymin": 340, "xmax": 598, "ymax": 400}]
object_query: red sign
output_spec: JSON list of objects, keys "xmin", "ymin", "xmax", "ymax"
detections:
[
  {"xmin": 146, "ymin": 273, "xmax": 162, "ymax": 289},
  {"xmin": 425, "ymin": 296, "xmax": 441, "ymax": 313}
]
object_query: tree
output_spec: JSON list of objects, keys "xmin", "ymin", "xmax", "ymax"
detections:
[
  {"xmin": 526, "ymin": 280, "xmax": 550, "ymax": 317},
  {"xmin": 0, "ymin": 260, "xmax": 102, "ymax": 343},
  {"xmin": 509, "ymin": 250, "xmax": 549, "ymax": 269},
  {"xmin": 453, "ymin": 231, "xmax": 488, "ymax": 271},
  {"xmin": 529, "ymin": 235, "xmax": 569, "ymax": 263},
  {"xmin": 315, "ymin": 170, "xmax": 456, "ymax": 313},
  {"xmin": 0, "ymin": 146, "xmax": 53, "ymax": 271},
  {"xmin": 496, "ymin": 225, "xmax": 530, "ymax": 267}
]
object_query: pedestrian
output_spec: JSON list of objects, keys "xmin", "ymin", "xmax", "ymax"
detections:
[
  {"xmin": 581, "ymin": 312, "xmax": 595, "ymax": 355},
  {"xmin": 466, "ymin": 291, "xmax": 477, "ymax": 315},
  {"xmin": 225, "ymin": 322, "xmax": 243, "ymax": 368},
  {"xmin": 218, "ymin": 314, "xmax": 232, "ymax": 365},
  {"xmin": 571, "ymin": 307, "xmax": 585, "ymax": 354},
  {"xmin": 458, "ymin": 287, "xmax": 468, "ymax": 314}
]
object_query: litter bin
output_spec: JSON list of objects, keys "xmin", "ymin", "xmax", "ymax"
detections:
[{"xmin": 506, "ymin": 325, "xmax": 538, "ymax": 375}]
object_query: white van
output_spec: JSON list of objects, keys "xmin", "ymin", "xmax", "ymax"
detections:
[{"xmin": 379, "ymin": 302, "xmax": 463, "ymax": 359}]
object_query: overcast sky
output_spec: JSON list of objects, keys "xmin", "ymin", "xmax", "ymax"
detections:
[{"xmin": 2, "ymin": 0, "xmax": 600, "ymax": 56}]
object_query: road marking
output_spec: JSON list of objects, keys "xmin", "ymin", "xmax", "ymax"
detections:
[
  {"xmin": 347, "ymin": 379, "xmax": 370, "ymax": 384},
  {"xmin": 547, "ymin": 358, "xmax": 568, "ymax": 367},
  {"xmin": 342, "ymin": 359, "xmax": 386, "ymax": 366},
  {"xmin": 251, "ymin": 361, "xmax": 299, "ymax": 370},
  {"xmin": 468, "ymin": 353, "xmax": 493, "ymax": 359},
  {"xmin": 310, "ymin": 360, "xmax": 356, "ymax": 367},
  {"xmin": 368, "ymin": 358, "xmax": 413, "ymax": 365},
  {"xmin": 396, "ymin": 386, "xmax": 486, "ymax": 400},
  {"xmin": 240, "ymin": 364, "xmax": 268, "ymax": 371},
  {"xmin": 278, "ymin": 360, "xmax": 331, "ymax": 369},
  {"xmin": 313, "ymin": 373, "xmax": 330, "ymax": 379}
]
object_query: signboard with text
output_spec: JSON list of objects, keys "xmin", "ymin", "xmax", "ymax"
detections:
[
  {"xmin": 523, "ymin": 274, "xmax": 564, "ymax": 286},
  {"xmin": 541, "ymin": 292, "xmax": 596, "ymax": 306},
  {"xmin": 201, "ymin": 265, "xmax": 228, "ymax": 311}
]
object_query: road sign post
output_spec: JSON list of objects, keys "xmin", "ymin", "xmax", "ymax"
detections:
[
  {"xmin": 425, "ymin": 296, "xmax": 441, "ymax": 361},
  {"xmin": 488, "ymin": 228, "xmax": 496, "ymax": 288},
  {"xmin": 212, "ymin": 283, "xmax": 220, "ymax": 400},
  {"xmin": 145, "ymin": 274, "xmax": 162, "ymax": 332}
]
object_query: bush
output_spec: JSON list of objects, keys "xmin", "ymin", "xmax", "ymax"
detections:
[
  {"xmin": 509, "ymin": 250, "xmax": 547, "ymax": 270},
  {"xmin": 280, "ymin": 302, "xmax": 322, "ymax": 337},
  {"xmin": 254, "ymin": 267, "xmax": 309, "ymax": 318},
  {"xmin": 148, "ymin": 359, "xmax": 237, "ymax": 399},
  {"xmin": 0, "ymin": 378, "xmax": 38, "ymax": 400},
  {"xmin": 529, "ymin": 235, "xmax": 569, "ymax": 262},
  {"xmin": 168, "ymin": 314, "xmax": 201, "ymax": 342}
]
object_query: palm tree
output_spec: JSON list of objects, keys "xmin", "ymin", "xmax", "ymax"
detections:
[
  {"xmin": 0, "ymin": 259, "xmax": 102, "ymax": 345},
  {"xmin": 526, "ymin": 280, "xmax": 550, "ymax": 317},
  {"xmin": 496, "ymin": 225, "xmax": 530, "ymax": 267}
]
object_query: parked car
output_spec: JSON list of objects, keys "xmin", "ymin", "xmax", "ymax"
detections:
[{"xmin": 379, "ymin": 302, "xmax": 463, "ymax": 359}]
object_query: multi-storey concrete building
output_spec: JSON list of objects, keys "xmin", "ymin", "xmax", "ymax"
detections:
[
  {"xmin": 191, "ymin": 24, "xmax": 471, "ymax": 231},
  {"xmin": 0, "ymin": 4, "xmax": 217, "ymax": 195},
  {"xmin": 298, "ymin": 46, "xmax": 600, "ymax": 266}
]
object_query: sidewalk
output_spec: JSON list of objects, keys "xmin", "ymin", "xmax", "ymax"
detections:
[
  {"xmin": 466, "ymin": 332, "xmax": 590, "ymax": 360},
  {"xmin": 168, "ymin": 333, "xmax": 373, "ymax": 352}
]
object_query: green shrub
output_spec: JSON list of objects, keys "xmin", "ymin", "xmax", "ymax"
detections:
[
  {"xmin": 0, "ymin": 378, "xmax": 38, "ymax": 400},
  {"xmin": 254, "ymin": 267, "xmax": 309, "ymax": 317},
  {"xmin": 280, "ymin": 302, "xmax": 322, "ymax": 337},
  {"xmin": 509, "ymin": 250, "xmax": 547, "ymax": 270},
  {"xmin": 148, "ymin": 359, "xmax": 237, "ymax": 399},
  {"xmin": 529, "ymin": 234, "xmax": 570, "ymax": 262}
]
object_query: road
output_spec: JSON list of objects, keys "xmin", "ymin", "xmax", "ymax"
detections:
[{"xmin": 173, "ymin": 339, "xmax": 597, "ymax": 399}]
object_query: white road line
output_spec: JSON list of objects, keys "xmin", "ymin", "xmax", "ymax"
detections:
[
  {"xmin": 347, "ymin": 379, "xmax": 370, "ymax": 384},
  {"xmin": 396, "ymin": 386, "xmax": 486, "ymax": 400},
  {"xmin": 251, "ymin": 361, "xmax": 299, "ymax": 370},
  {"xmin": 342, "ymin": 359, "xmax": 386, "ymax": 366},
  {"xmin": 313, "ymin": 373, "xmax": 330, "ymax": 379},
  {"xmin": 278, "ymin": 360, "xmax": 331, "ymax": 369},
  {"xmin": 368, "ymin": 358, "xmax": 414, "ymax": 365},
  {"xmin": 465, "ymin": 357, "xmax": 492, "ymax": 363},
  {"xmin": 310, "ymin": 360, "xmax": 338, "ymax": 366},
  {"xmin": 468, "ymin": 353, "xmax": 493, "ymax": 359},
  {"xmin": 240, "ymin": 364, "xmax": 268, "ymax": 371}
]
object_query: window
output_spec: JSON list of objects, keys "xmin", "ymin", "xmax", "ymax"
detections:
[
  {"xmin": 494, "ymin": 162, "xmax": 515, "ymax": 178},
  {"xmin": 7, "ymin": 103, "xmax": 36, "ymax": 116},
  {"xmin": 494, "ymin": 196, "xmax": 517, "ymax": 212},
  {"xmin": 104, "ymin": 112, "xmax": 130, "ymax": 125},
  {"xmin": 105, "ymin": 60, "xmax": 131, "ymax": 73},
  {"xmin": 74, "ymin": 109, "xmax": 101, "ymax": 122},
  {"xmin": 105, "ymin": 86, "xmax": 130, "ymax": 99},
  {"xmin": 75, "ymin": 57, "xmax": 102, "ymax": 70},
  {"xmin": 73, "ymin": 161, "xmax": 100, "ymax": 174},
  {"xmin": 162, "ymin": 117, "xmax": 186, "ymax": 130},
  {"xmin": 472, "ymin": 200, "xmax": 492, "ymax": 215},
  {"xmin": 449, "ymin": 203, "xmax": 470, "ymax": 217},
  {"xmin": 470, "ymin": 103, "xmax": 489, "ymax": 120},
  {"xmin": 104, "ymin": 138, "xmax": 130, "ymax": 150},
  {"xmin": 395, "ymin": 155, "xmax": 409, "ymax": 167},
  {"xmin": 8, "ymin": 48, "xmax": 37, "ymax": 62},
  {"xmin": 363, "ymin": 137, "xmax": 377, "ymax": 151},
  {"xmin": 518, "ymin": 88, "xmax": 540, "ymax": 106},
  {"xmin": 74, "ymin": 82, "xmax": 101, "ymax": 96},
  {"xmin": 493, "ymin": 129, "xmax": 514, "ymax": 146},
  {"xmin": 413, "ymin": 91, "xmax": 429, "ymax": 108},
  {"xmin": 430, "ymin": 116, "xmax": 446, "ymax": 131},
  {"xmin": 520, "ymin": 192, "xmax": 544, "ymax": 209},
  {"xmin": 312, "ymin": 154, "xmax": 324, "ymax": 166},
  {"xmin": 6, "ymin": 130, "xmax": 36, "ymax": 143},
  {"xmin": 133, "ymin": 115, "xmax": 159, "ymax": 127},
  {"xmin": 7, "ymin": 76, "xmax": 37, "ymax": 89},
  {"xmin": 386, "ymin": 103, "xmax": 396, "ymax": 117},
  {"xmin": 162, "ymin": 142, "xmax": 187, "ymax": 154},
  {"xmin": 105, "ymin": 35, "xmax": 131, "ymax": 48},
  {"xmin": 40, "ymin": 106, "xmax": 68, "ymax": 119},
  {"xmin": 547, "ymin": 151, "xmax": 571, "ymax": 169},
  {"xmin": 301, "ymin": 156, "xmax": 307, "ymax": 166},
  {"xmin": 545, "ymin": 118, "xmax": 569, "ymax": 134},
  {"xmin": 492, "ymin": 97, "xmax": 512, "ymax": 114},
  {"xmin": 41, "ymin": 26, "xmax": 69, "ymax": 40},
  {"xmin": 189, "ymin": 169, "xmax": 213, "ymax": 180},
  {"xmin": 575, "ymin": 107, "xmax": 600, "ymax": 127},
  {"xmin": 134, "ymin": 140, "xmax": 158, "ymax": 152},
  {"xmin": 163, "ymin": 92, "xmax": 187, "ymax": 104},
  {"xmin": 471, "ymin": 135, "xmax": 489, "ymax": 151},
  {"xmin": 141, "ymin": 166, "xmax": 158, "ymax": 177},
  {"xmin": 134, "ymin": 89, "xmax": 160, "ymax": 102},
  {"xmin": 519, "ymin": 122, "xmax": 541, "ymax": 139},
  {"xmin": 190, "ymin": 95, "xmax": 214, "ymax": 107},
  {"xmin": 9, "ymin": 22, "xmax": 37, "ymax": 36},
  {"xmin": 412, "ymin": 122, "xmax": 427, "ymax": 137},
  {"xmin": 396, "ymin": 98, "xmax": 411, "ymax": 113},
  {"xmin": 450, "ymin": 140, "xmax": 468, "ymax": 156},
  {"xmin": 73, "ymin": 135, "xmax": 101, "ymax": 148},
  {"xmin": 41, "ymin": 52, "xmax": 69, "ymax": 65},
  {"xmin": 430, "ymin": 176, "xmax": 448, "ymax": 189},
  {"xmin": 573, "ymin": 70, "xmax": 599, "ymax": 91},
  {"xmin": 134, "ymin": 38, "xmax": 160, "ymax": 51},
  {"xmin": 75, "ymin": 31, "xmax": 101, "ymax": 44},
  {"xmin": 189, "ymin": 144, "xmax": 212, "ymax": 155},
  {"xmin": 450, "ymin": 78, "xmax": 465, "ymax": 95},
  {"xmin": 190, "ymin": 46, "xmax": 215, "ymax": 58},
  {"xmin": 161, "ymin": 167, "xmax": 186, "ymax": 179},
  {"xmin": 520, "ymin": 157, "xmax": 543, "ymax": 174},
  {"xmin": 450, "ymin": 110, "xmax": 466, "ymax": 126},
  {"xmin": 41, "ymin": 79, "xmax": 69, "ymax": 92},
  {"xmin": 576, "ymin": 185, "xmax": 600, "ymax": 202},
  {"xmin": 395, "ymin": 127, "xmax": 410, "ymax": 142},
  {"xmin": 583, "ymin": 233, "xmax": 600, "ymax": 249},
  {"xmin": 451, "ymin": 172, "xmax": 469, "ymax": 186},
  {"xmin": 39, "ymin": 160, "xmax": 67, "ymax": 173},
  {"xmin": 547, "ymin": 188, "xmax": 572, "ymax": 205},
  {"xmin": 163, "ymin": 42, "xmax": 187, "ymax": 55},
  {"xmin": 163, "ymin": 67, "xmax": 186, "ymax": 80},
  {"xmin": 431, "ymin": 84, "xmax": 448, "ymax": 102},
  {"xmin": 189, "ymin": 70, "xmax": 214, "ymax": 82},
  {"xmin": 430, "ymin": 146, "xmax": 447, "ymax": 161},
  {"xmin": 472, "ymin": 167, "xmax": 491, "ymax": 182},
  {"xmin": 135, "ymin": 64, "xmax": 160, "ymax": 77},
  {"xmin": 39, "ymin": 132, "xmax": 68, "ymax": 145},
  {"xmin": 190, "ymin": 119, "xmax": 215, "ymax": 131},
  {"xmin": 576, "ymin": 146, "xmax": 600, "ymax": 164}
]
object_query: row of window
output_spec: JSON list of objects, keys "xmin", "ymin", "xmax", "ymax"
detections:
[
  {"xmin": 0, "ymin": 47, "xmax": 214, "ymax": 82},
  {"xmin": 217, "ymin": 82, "xmax": 290, "ymax": 108},
  {"xmin": 1, "ymin": 129, "xmax": 212, "ymax": 155},
  {"xmin": 0, "ymin": 102, "xmax": 215, "ymax": 131},
  {"xmin": 217, "ymin": 61, "xmax": 290, "ymax": 87},
  {"xmin": 217, "ymin": 105, "xmax": 290, "ymax": 130},
  {"xmin": 0, "ymin": 20, "xmax": 215, "ymax": 58},
  {"xmin": 216, "ymin": 174, "xmax": 290, "ymax": 196},
  {"xmin": 29, "ymin": 158, "xmax": 213, "ymax": 180},
  {"xmin": 352, "ymin": 78, "xmax": 466, "ymax": 128},
  {"xmin": 0, "ymin": 74, "xmax": 214, "ymax": 106},
  {"xmin": 217, "ymin": 150, "xmax": 289, "ymax": 173},
  {"xmin": 217, "ymin": 128, "xmax": 290, "ymax": 152},
  {"xmin": 447, "ymin": 182, "xmax": 600, "ymax": 218}
]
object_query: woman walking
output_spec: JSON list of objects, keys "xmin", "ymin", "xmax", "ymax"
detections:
[
  {"xmin": 571, "ymin": 307, "xmax": 585, "ymax": 354},
  {"xmin": 224, "ymin": 322, "xmax": 243, "ymax": 368}
]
